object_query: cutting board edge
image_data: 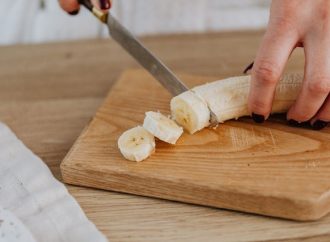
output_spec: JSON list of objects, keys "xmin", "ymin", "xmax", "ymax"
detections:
[{"xmin": 61, "ymin": 162, "xmax": 330, "ymax": 222}]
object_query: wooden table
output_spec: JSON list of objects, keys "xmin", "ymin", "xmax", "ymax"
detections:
[{"xmin": 1, "ymin": 31, "xmax": 330, "ymax": 242}]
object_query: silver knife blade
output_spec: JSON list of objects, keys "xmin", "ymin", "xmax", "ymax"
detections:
[{"xmin": 107, "ymin": 14, "xmax": 188, "ymax": 96}]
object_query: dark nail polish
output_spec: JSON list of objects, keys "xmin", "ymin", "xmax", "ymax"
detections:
[
  {"xmin": 252, "ymin": 113, "xmax": 265, "ymax": 123},
  {"xmin": 312, "ymin": 120, "xmax": 328, "ymax": 130},
  {"xmin": 288, "ymin": 119, "xmax": 300, "ymax": 126},
  {"xmin": 100, "ymin": 0, "xmax": 111, "ymax": 9},
  {"xmin": 243, "ymin": 61, "xmax": 254, "ymax": 74},
  {"xmin": 68, "ymin": 10, "xmax": 79, "ymax": 15},
  {"xmin": 288, "ymin": 119, "xmax": 311, "ymax": 128}
]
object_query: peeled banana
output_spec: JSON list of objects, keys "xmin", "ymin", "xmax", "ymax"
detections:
[
  {"xmin": 192, "ymin": 73, "xmax": 303, "ymax": 124},
  {"xmin": 118, "ymin": 73, "xmax": 304, "ymax": 161},
  {"xmin": 171, "ymin": 73, "xmax": 303, "ymax": 133},
  {"xmin": 117, "ymin": 126, "xmax": 155, "ymax": 162},
  {"xmin": 143, "ymin": 111, "xmax": 183, "ymax": 144}
]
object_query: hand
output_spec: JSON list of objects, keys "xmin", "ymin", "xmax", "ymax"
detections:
[
  {"xmin": 248, "ymin": 0, "xmax": 330, "ymax": 130},
  {"xmin": 59, "ymin": 0, "xmax": 111, "ymax": 15}
]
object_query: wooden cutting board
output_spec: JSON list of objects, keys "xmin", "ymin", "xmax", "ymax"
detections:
[{"xmin": 61, "ymin": 69, "xmax": 330, "ymax": 221}]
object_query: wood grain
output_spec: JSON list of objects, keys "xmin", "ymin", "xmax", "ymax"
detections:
[
  {"xmin": 2, "ymin": 31, "xmax": 330, "ymax": 241},
  {"xmin": 61, "ymin": 68, "xmax": 330, "ymax": 221}
]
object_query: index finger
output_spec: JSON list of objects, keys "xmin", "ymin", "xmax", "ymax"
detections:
[
  {"xmin": 248, "ymin": 21, "xmax": 298, "ymax": 121},
  {"xmin": 59, "ymin": 0, "xmax": 111, "ymax": 14}
]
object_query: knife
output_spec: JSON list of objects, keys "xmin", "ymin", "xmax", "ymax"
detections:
[
  {"xmin": 78, "ymin": 0, "xmax": 188, "ymax": 96},
  {"xmin": 78, "ymin": 0, "xmax": 218, "ymax": 125}
]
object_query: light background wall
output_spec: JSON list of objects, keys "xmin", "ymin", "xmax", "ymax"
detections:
[{"xmin": 0, "ymin": 0, "xmax": 271, "ymax": 45}]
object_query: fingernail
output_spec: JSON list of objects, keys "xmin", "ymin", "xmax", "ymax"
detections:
[
  {"xmin": 252, "ymin": 113, "xmax": 265, "ymax": 123},
  {"xmin": 288, "ymin": 119, "xmax": 300, "ymax": 126},
  {"xmin": 100, "ymin": 0, "xmax": 111, "ymax": 9},
  {"xmin": 68, "ymin": 10, "xmax": 79, "ymax": 15},
  {"xmin": 312, "ymin": 120, "xmax": 328, "ymax": 130},
  {"xmin": 243, "ymin": 61, "xmax": 254, "ymax": 74}
]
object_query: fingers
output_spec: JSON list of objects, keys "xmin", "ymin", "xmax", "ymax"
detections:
[
  {"xmin": 287, "ymin": 34, "xmax": 330, "ymax": 123},
  {"xmin": 98, "ymin": 0, "xmax": 111, "ymax": 10},
  {"xmin": 310, "ymin": 95, "xmax": 330, "ymax": 129},
  {"xmin": 91, "ymin": 0, "xmax": 111, "ymax": 12},
  {"xmin": 58, "ymin": 0, "xmax": 80, "ymax": 14},
  {"xmin": 248, "ymin": 19, "xmax": 298, "ymax": 121},
  {"xmin": 59, "ymin": 0, "xmax": 111, "ymax": 15}
]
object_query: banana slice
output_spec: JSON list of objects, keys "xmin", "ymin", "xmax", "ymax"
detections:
[
  {"xmin": 170, "ymin": 91, "xmax": 210, "ymax": 134},
  {"xmin": 143, "ymin": 111, "xmax": 183, "ymax": 144},
  {"xmin": 118, "ymin": 126, "xmax": 155, "ymax": 162}
]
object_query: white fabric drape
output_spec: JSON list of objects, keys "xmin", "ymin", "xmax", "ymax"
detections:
[{"xmin": 0, "ymin": 122, "xmax": 107, "ymax": 242}]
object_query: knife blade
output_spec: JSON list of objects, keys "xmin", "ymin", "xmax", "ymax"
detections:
[
  {"xmin": 78, "ymin": 0, "xmax": 187, "ymax": 96},
  {"xmin": 106, "ymin": 14, "xmax": 189, "ymax": 96},
  {"xmin": 77, "ymin": 0, "xmax": 218, "ymax": 125}
]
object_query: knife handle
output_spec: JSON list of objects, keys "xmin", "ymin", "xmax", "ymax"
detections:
[{"xmin": 78, "ymin": 0, "xmax": 108, "ymax": 23}]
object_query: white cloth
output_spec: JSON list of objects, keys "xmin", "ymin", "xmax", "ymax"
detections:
[
  {"xmin": 0, "ymin": 123, "xmax": 108, "ymax": 242},
  {"xmin": 0, "ymin": 0, "xmax": 270, "ymax": 45},
  {"xmin": 0, "ymin": 207, "xmax": 36, "ymax": 242}
]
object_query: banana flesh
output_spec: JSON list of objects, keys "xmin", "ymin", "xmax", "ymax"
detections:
[
  {"xmin": 170, "ymin": 91, "xmax": 210, "ymax": 134},
  {"xmin": 117, "ymin": 126, "xmax": 155, "ymax": 162},
  {"xmin": 143, "ymin": 111, "xmax": 183, "ymax": 144}
]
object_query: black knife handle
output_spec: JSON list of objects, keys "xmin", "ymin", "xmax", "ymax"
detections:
[{"xmin": 78, "ymin": 0, "xmax": 108, "ymax": 23}]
